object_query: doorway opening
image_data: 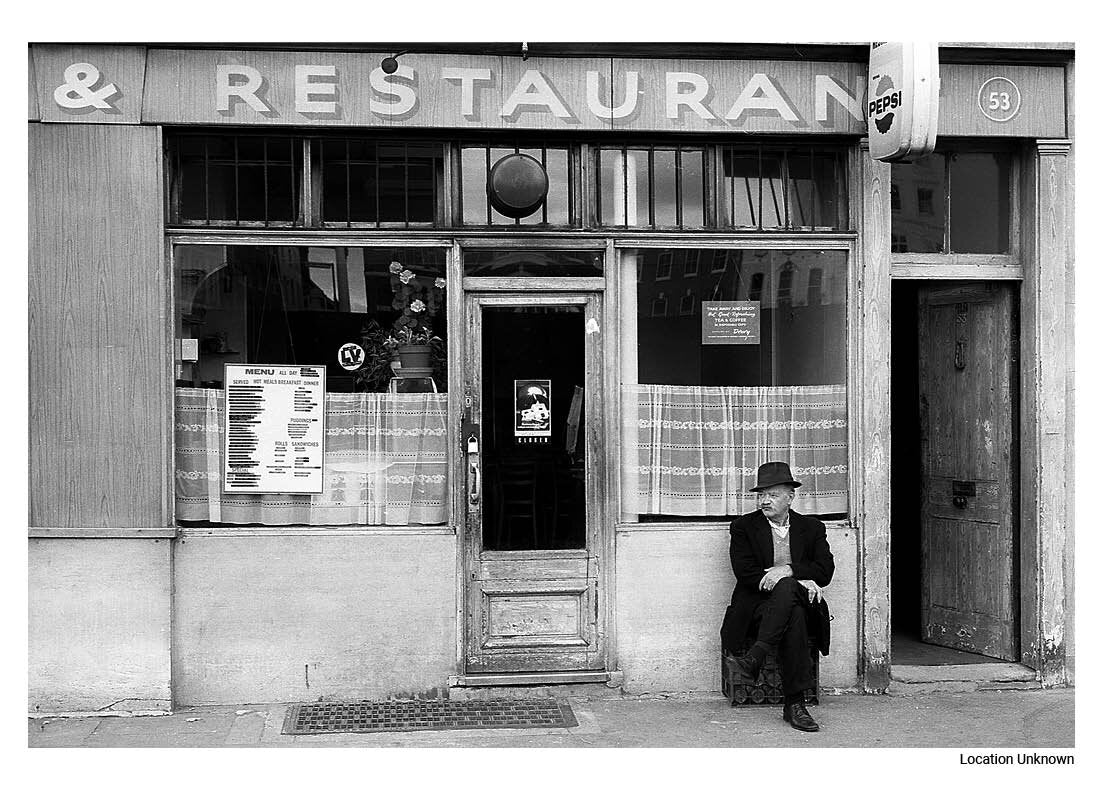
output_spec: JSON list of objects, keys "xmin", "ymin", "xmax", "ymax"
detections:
[{"xmin": 890, "ymin": 280, "xmax": 1020, "ymax": 667}]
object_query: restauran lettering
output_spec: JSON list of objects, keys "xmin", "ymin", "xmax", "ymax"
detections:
[{"xmin": 214, "ymin": 65, "xmax": 865, "ymax": 126}]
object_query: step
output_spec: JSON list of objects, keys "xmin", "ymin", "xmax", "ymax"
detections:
[
  {"xmin": 889, "ymin": 662, "xmax": 1041, "ymax": 695},
  {"xmin": 447, "ymin": 671, "xmax": 624, "ymax": 700}
]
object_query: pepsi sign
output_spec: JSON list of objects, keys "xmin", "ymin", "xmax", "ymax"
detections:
[{"xmin": 868, "ymin": 42, "xmax": 939, "ymax": 162}]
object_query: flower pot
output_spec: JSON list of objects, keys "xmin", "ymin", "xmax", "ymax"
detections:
[{"xmin": 395, "ymin": 344, "xmax": 433, "ymax": 378}]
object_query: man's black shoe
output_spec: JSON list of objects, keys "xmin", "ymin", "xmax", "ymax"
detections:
[
  {"xmin": 732, "ymin": 654, "xmax": 762, "ymax": 684},
  {"xmin": 783, "ymin": 701, "xmax": 820, "ymax": 732}
]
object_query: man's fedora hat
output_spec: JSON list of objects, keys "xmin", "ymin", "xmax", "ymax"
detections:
[{"xmin": 750, "ymin": 461, "xmax": 802, "ymax": 492}]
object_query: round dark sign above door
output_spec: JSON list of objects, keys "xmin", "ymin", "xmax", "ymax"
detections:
[{"xmin": 488, "ymin": 153, "xmax": 549, "ymax": 219}]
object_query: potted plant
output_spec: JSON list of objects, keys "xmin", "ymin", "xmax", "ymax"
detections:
[
  {"xmin": 384, "ymin": 325, "xmax": 442, "ymax": 378},
  {"xmin": 388, "ymin": 261, "xmax": 446, "ymax": 378}
]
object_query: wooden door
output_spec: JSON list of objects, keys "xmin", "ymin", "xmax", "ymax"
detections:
[
  {"xmin": 918, "ymin": 282, "xmax": 1018, "ymax": 659},
  {"xmin": 462, "ymin": 293, "xmax": 604, "ymax": 674}
]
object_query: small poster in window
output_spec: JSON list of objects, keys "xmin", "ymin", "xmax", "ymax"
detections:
[
  {"xmin": 515, "ymin": 379, "xmax": 551, "ymax": 444},
  {"xmin": 702, "ymin": 301, "xmax": 761, "ymax": 345},
  {"xmin": 223, "ymin": 364, "xmax": 326, "ymax": 494}
]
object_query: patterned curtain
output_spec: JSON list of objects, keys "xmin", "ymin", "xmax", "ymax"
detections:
[
  {"xmin": 175, "ymin": 389, "xmax": 448, "ymax": 525},
  {"xmin": 622, "ymin": 384, "xmax": 847, "ymax": 516}
]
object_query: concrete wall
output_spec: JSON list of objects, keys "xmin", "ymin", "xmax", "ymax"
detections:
[
  {"xmin": 29, "ymin": 538, "xmax": 173, "ymax": 713},
  {"xmin": 615, "ymin": 522, "xmax": 858, "ymax": 694},
  {"xmin": 172, "ymin": 530, "xmax": 457, "ymax": 706}
]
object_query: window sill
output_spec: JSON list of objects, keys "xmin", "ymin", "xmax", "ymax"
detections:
[{"xmin": 175, "ymin": 524, "xmax": 455, "ymax": 538}]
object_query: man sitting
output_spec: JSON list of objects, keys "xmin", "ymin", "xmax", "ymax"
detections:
[{"xmin": 721, "ymin": 461, "xmax": 835, "ymax": 732}]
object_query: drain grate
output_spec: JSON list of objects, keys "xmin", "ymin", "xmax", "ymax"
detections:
[{"xmin": 282, "ymin": 698, "xmax": 578, "ymax": 735}]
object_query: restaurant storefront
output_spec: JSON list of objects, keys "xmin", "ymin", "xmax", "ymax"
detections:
[{"xmin": 28, "ymin": 43, "xmax": 1074, "ymax": 712}]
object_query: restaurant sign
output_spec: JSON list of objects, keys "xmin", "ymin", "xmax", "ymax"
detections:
[
  {"xmin": 145, "ymin": 49, "xmax": 871, "ymax": 134},
  {"xmin": 29, "ymin": 45, "xmax": 1067, "ymax": 137}
]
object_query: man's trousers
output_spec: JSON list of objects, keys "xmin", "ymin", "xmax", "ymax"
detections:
[{"xmin": 748, "ymin": 576, "xmax": 815, "ymax": 695}]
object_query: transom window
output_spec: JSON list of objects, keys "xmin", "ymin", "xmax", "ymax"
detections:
[
  {"xmin": 891, "ymin": 147, "xmax": 1013, "ymax": 254},
  {"xmin": 166, "ymin": 132, "xmax": 852, "ymax": 232}
]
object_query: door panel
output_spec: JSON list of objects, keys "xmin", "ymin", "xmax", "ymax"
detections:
[
  {"xmin": 918, "ymin": 282, "xmax": 1018, "ymax": 660},
  {"xmin": 463, "ymin": 293, "xmax": 604, "ymax": 674}
]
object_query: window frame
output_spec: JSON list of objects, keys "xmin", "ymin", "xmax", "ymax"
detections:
[
  {"xmin": 889, "ymin": 140, "xmax": 1022, "ymax": 279},
  {"xmin": 614, "ymin": 237, "xmax": 856, "ymax": 524}
]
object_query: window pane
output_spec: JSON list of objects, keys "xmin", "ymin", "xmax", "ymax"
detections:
[
  {"xmin": 815, "ymin": 152, "xmax": 844, "ymax": 229},
  {"xmin": 406, "ymin": 146, "xmax": 436, "ymax": 223},
  {"xmin": 267, "ymin": 163, "xmax": 295, "ymax": 222},
  {"xmin": 207, "ymin": 164, "xmax": 235, "ymax": 221},
  {"xmin": 377, "ymin": 144, "xmax": 406, "ymax": 223},
  {"xmin": 598, "ymin": 149, "xmax": 620, "ymax": 225},
  {"xmin": 623, "ymin": 248, "xmax": 849, "ymax": 518},
  {"xmin": 891, "ymin": 153, "xmax": 946, "ymax": 252},
  {"xmin": 179, "ymin": 147, "xmax": 208, "ymax": 221},
  {"xmin": 545, "ymin": 148, "xmax": 570, "ymax": 225},
  {"xmin": 723, "ymin": 151, "xmax": 759, "ymax": 228},
  {"xmin": 760, "ymin": 153, "xmax": 785, "ymax": 228},
  {"xmin": 653, "ymin": 149, "xmax": 677, "ymax": 226},
  {"xmin": 787, "ymin": 153, "xmax": 816, "ymax": 228},
  {"xmin": 464, "ymin": 249, "xmax": 602, "ymax": 277},
  {"xmin": 518, "ymin": 148, "xmax": 545, "ymax": 226},
  {"xmin": 488, "ymin": 147, "xmax": 514, "ymax": 226},
  {"xmin": 346, "ymin": 141, "xmax": 380, "ymax": 224},
  {"xmin": 461, "ymin": 146, "xmax": 488, "ymax": 224},
  {"xmin": 949, "ymin": 152, "xmax": 1011, "ymax": 253},
  {"xmin": 681, "ymin": 150, "xmax": 704, "ymax": 227},
  {"xmin": 236, "ymin": 165, "xmax": 266, "ymax": 221},
  {"xmin": 629, "ymin": 149, "xmax": 651, "ymax": 227}
]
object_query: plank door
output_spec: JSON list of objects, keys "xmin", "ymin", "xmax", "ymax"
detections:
[
  {"xmin": 918, "ymin": 282, "xmax": 1019, "ymax": 659},
  {"xmin": 462, "ymin": 293, "xmax": 604, "ymax": 674}
]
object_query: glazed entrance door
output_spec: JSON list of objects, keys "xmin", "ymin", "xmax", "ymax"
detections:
[
  {"xmin": 462, "ymin": 293, "xmax": 604, "ymax": 674},
  {"xmin": 918, "ymin": 282, "xmax": 1019, "ymax": 660}
]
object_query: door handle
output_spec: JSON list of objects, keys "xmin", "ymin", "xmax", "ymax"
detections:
[{"xmin": 469, "ymin": 459, "xmax": 481, "ymax": 505}]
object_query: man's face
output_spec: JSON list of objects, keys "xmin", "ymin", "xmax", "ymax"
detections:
[{"xmin": 757, "ymin": 484, "xmax": 795, "ymax": 521}]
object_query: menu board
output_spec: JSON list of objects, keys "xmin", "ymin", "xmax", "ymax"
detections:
[
  {"xmin": 223, "ymin": 364, "xmax": 326, "ymax": 494},
  {"xmin": 702, "ymin": 301, "xmax": 761, "ymax": 345}
]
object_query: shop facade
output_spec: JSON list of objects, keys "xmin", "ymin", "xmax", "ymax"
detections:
[{"xmin": 28, "ymin": 43, "xmax": 1074, "ymax": 712}]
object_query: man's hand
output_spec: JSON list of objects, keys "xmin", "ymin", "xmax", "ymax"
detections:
[
  {"xmin": 758, "ymin": 564, "xmax": 793, "ymax": 592},
  {"xmin": 799, "ymin": 579, "xmax": 824, "ymax": 604}
]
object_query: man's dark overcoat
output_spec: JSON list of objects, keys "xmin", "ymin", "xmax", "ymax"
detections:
[{"xmin": 720, "ymin": 509, "xmax": 835, "ymax": 655}]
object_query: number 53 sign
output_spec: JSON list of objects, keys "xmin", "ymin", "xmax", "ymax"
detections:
[{"xmin": 978, "ymin": 76, "xmax": 1022, "ymax": 123}]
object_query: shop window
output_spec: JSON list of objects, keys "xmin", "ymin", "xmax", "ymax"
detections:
[
  {"xmin": 719, "ymin": 145, "xmax": 848, "ymax": 230},
  {"xmin": 620, "ymin": 248, "xmax": 848, "ymax": 519},
  {"xmin": 169, "ymin": 133, "xmax": 303, "ymax": 226},
  {"xmin": 891, "ymin": 149, "xmax": 1012, "ymax": 254},
  {"xmin": 173, "ymin": 244, "xmax": 449, "ymax": 527},
  {"xmin": 597, "ymin": 145, "xmax": 705, "ymax": 228},
  {"xmin": 460, "ymin": 143, "xmax": 574, "ymax": 226}
]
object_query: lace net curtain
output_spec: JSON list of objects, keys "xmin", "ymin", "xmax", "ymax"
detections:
[
  {"xmin": 175, "ymin": 389, "xmax": 447, "ymax": 525},
  {"xmin": 623, "ymin": 384, "xmax": 848, "ymax": 516}
]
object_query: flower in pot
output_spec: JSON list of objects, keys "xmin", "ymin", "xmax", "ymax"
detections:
[{"xmin": 388, "ymin": 262, "xmax": 446, "ymax": 378}]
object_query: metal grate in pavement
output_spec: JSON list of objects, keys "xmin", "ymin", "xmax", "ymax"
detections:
[{"xmin": 282, "ymin": 698, "xmax": 578, "ymax": 735}]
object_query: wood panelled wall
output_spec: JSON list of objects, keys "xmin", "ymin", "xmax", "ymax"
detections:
[{"xmin": 29, "ymin": 124, "xmax": 169, "ymax": 530}]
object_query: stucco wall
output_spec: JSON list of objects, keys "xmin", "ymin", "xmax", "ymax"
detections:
[
  {"xmin": 172, "ymin": 530, "xmax": 457, "ymax": 706},
  {"xmin": 615, "ymin": 522, "xmax": 858, "ymax": 693},
  {"xmin": 29, "ymin": 538, "xmax": 173, "ymax": 713}
]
